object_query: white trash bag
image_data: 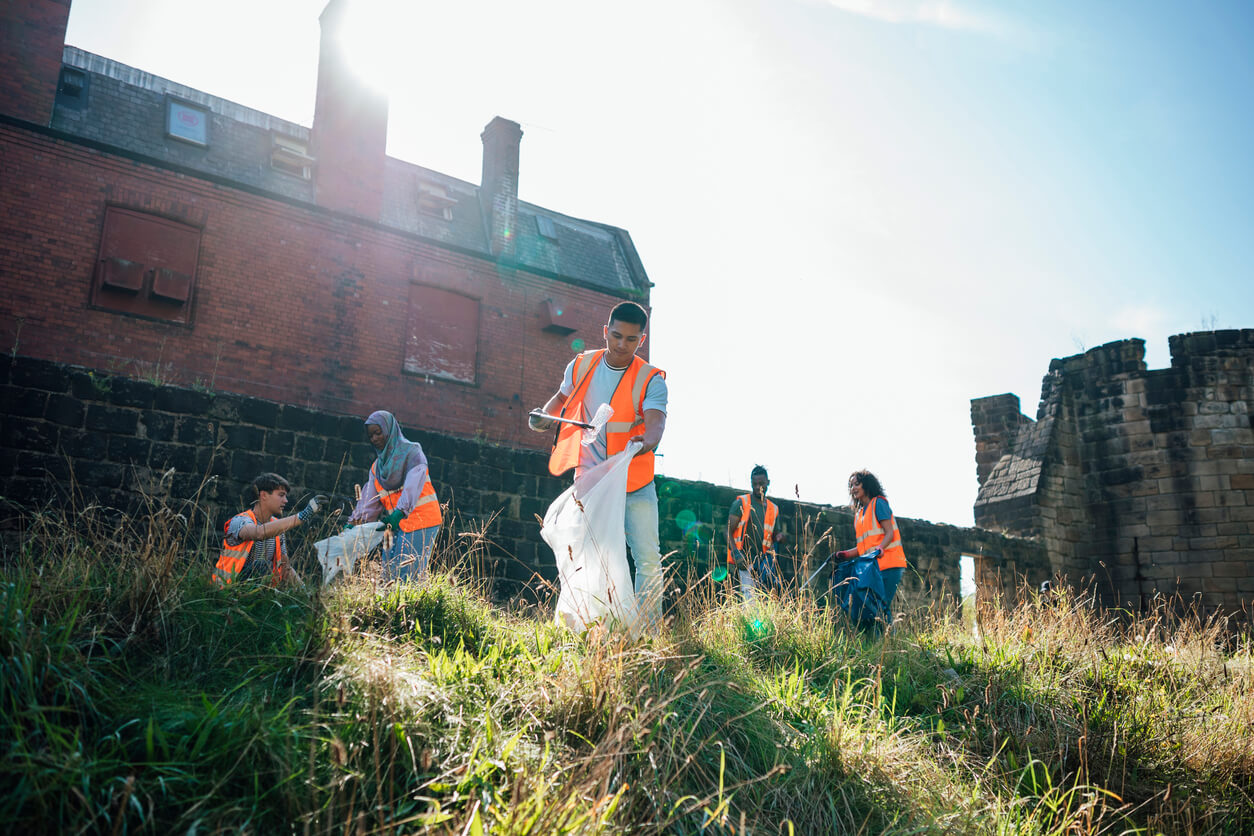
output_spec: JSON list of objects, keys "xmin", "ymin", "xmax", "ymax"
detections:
[
  {"xmin": 315, "ymin": 524, "xmax": 386, "ymax": 586},
  {"xmin": 541, "ymin": 441, "xmax": 642, "ymax": 636}
]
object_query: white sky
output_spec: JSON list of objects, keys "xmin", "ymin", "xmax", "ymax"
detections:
[{"xmin": 64, "ymin": 0, "xmax": 1254, "ymax": 526}]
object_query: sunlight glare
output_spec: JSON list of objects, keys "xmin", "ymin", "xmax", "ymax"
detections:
[{"xmin": 332, "ymin": 0, "xmax": 424, "ymax": 96}]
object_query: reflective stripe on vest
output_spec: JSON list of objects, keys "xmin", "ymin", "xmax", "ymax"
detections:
[
  {"xmin": 727, "ymin": 494, "xmax": 778, "ymax": 564},
  {"xmin": 372, "ymin": 463, "xmax": 442, "ymax": 532},
  {"xmin": 548, "ymin": 350, "xmax": 665, "ymax": 493},
  {"xmin": 854, "ymin": 496, "xmax": 907, "ymax": 571},
  {"xmin": 214, "ymin": 509, "xmax": 285, "ymax": 586}
]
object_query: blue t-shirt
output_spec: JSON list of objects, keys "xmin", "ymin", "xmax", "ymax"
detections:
[{"xmin": 872, "ymin": 497, "xmax": 893, "ymax": 522}]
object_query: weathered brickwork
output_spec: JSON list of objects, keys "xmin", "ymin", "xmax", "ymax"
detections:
[
  {"xmin": 0, "ymin": 0, "xmax": 70, "ymax": 126},
  {"xmin": 1, "ymin": 356, "xmax": 1043, "ymax": 606},
  {"xmin": 973, "ymin": 331, "xmax": 1254, "ymax": 618},
  {"xmin": 0, "ymin": 121, "xmax": 627, "ymax": 453},
  {"xmin": 1, "ymin": 0, "xmax": 649, "ymax": 462}
]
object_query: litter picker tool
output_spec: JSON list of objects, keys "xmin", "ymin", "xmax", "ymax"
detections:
[
  {"xmin": 801, "ymin": 557, "xmax": 831, "ymax": 590},
  {"xmin": 529, "ymin": 410, "xmax": 593, "ymax": 429},
  {"xmin": 531, "ymin": 403, "xmax": 614, "ymax": 446}
]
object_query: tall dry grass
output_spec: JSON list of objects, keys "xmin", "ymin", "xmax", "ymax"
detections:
[{"xmin": 1, "ymin": 482, "xmax": 1252, "ymax": 834}]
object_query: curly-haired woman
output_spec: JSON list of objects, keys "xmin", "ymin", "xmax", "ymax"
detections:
[{"xmin": 834, "ymin": 469, "xmax": 908, "ymax": 620}]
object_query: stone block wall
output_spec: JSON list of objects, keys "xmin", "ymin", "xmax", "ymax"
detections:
[
  {"xmin": 972, "ymin": 330, "xmax": 1254, "ymax": 617},
  {"xmin": 1, "ymin": 356, "xmax": 1046, "ymax": 608}
]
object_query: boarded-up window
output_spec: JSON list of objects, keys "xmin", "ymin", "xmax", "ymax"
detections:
[
  {"xmin": 404, "ymin": 284, "xmax": 479, "ymax": 384},
  {"xmin": 91, "ymin": 207, "xmax": 201, "ymax": 325}
]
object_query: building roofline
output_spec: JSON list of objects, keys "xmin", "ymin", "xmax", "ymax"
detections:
[
  {"xmin": 62, "ymin": 46, "xmax": 311, "ymax": 139},
  {"xmin": 1, "ymin": 112, "xmax": 647, "ymax": 301}
]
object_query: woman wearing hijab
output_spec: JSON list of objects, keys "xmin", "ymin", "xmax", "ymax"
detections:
[{"xmin": 348, "ymin": 411, "xmax": 443, "ymax": 582}]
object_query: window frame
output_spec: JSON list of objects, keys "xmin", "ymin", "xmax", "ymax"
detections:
[
  {"xmin": 401, "ymin": 283, "xmax": 481, "ymax": 386},
  {"xmin": 164, "ymin": 95, "xmax": 210, "ymax": 147}
]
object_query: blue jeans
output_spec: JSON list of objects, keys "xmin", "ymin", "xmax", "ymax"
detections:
[
  {"xmin": 625, "ymin": 481, "xmax": 663, "ymax": 631},
  {"xmin": 880, "ymin": 566, "xmax": 905, "ymax": 623},
  {"xmin": 384, "ymin": 525, "xmax": 439, "ymax": 582}
]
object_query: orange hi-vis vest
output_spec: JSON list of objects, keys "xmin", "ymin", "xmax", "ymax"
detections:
[
  {"xmin": 548, "ymin": 350, "xmax": 665, "ymax": 493},
  {"xmin": 727, "ymin": 494, "xmax": 779, "ymax": 564},
  {"xmin": 215, "ymin": 509, "xmax": 285, "ymax": 586},
  {"xmin": 372, "ymin": 462, "xmax": 442, "ymax": 532},
  {"xmin": 854, "ymin": 496, "xmax": 907, "ymax": 571}
]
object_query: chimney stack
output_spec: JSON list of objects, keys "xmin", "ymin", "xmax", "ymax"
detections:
[
  {"xmin": 0, "ymin": 0, "xmax": 72, "ymax": 126},
  {"xmin": 480, "ymin": 116, "xmax": 522, "ymax": 259},
  {"xmin": 311, "ymin": 0, "xmax": 389, "ymax": 220}
]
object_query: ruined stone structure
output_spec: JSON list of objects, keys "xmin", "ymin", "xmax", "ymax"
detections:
[
  {"xmin": 0, "ymin": 0, "xmax": 649, "ymax": 453},
  {"xmin": 972, "ymin": 330, "xmax": 1254, "ymax": 617}
]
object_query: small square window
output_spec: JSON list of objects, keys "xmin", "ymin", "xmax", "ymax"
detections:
[
  {"xmin": 417, "ymin": 180, "xmax": 456, "ymax": 220},
  {"xmin": 166, "ymin": 97, "xmax": 209, "ymax": 147},
  {"xmin": 271, "ymin": 134, "xmax": 314, "ymax": 179},
  {"xmin": 536, "ymin": 215, "xmax": 558, "ymax": 241},
  {"xmin": 56, "ymin": 67, "xmax": 88, "ymax": 110}
]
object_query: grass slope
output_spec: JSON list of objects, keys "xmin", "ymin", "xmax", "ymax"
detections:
[{"xmin": 1, "ymin": 505, "xmax": 1252, "ymax": 834}]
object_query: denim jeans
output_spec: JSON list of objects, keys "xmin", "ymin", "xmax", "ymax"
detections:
[
  {"xmin": 625, "ymin": 481, "xmax": 663, "ymax": 630},
  {"xmin": 880, "ymin": 566, "xmax": 905, "ymax": 623},
  {"xmin": 737, "ymin": 553, "xmax": 780, "ymax": 602},
  {"xmin": 384, "ymin": 524, "xmax": 439, "ymax": 583}
]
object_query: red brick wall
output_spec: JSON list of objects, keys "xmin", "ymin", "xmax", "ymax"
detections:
[
  {"xmin": 0, "ymin": 122, "xmax": 643, "ymax": 452},
  {"xmin": 0, "ymin": 0, "xmax": 71, "ymax": 126}
]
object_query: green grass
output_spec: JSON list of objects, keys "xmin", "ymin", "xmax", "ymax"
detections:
[{"xmin": 1, "ymin": 500, "xmax": 1252, "ymax": 834}]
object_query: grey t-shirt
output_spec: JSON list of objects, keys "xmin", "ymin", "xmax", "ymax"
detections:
[{"xmin": 560, "ymin": 355, "xmax": 667, "ymax": 473}]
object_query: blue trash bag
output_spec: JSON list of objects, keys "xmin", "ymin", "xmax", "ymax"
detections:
[{"xmin": 831, "ymin": 549, "xmax": 887, "ymax": 627}]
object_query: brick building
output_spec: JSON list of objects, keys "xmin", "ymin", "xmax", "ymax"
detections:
[
  {"xmin": 0, "ymin": 0, "xmax": 651, "ymax": 452},
  {"xmin": 972, "ymin": 331, "xmax": 1254, "ymax": 617}
]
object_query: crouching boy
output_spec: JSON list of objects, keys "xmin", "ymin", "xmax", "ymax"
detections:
[{"xmin": 214, "ymin": 472, "xmax": 325, "ymax": 586}]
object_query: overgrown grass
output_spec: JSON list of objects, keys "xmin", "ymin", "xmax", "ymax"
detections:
[{"xmin": 1, "ymin": 497, "xmax": 1252, "ymax": 834}]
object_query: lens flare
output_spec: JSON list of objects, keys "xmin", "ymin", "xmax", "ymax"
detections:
[
  {"xmin": 675, "ymin": 509, "xmax": 696, "ymax": 536},
  {"xmin": 571, "ymin": 338, "xmax": 586, "ymax": 352}
]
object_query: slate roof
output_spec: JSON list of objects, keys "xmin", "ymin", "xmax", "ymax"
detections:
[{"xmin": 53, "ymin": 47, "xmax": 650, "ymax": 297}]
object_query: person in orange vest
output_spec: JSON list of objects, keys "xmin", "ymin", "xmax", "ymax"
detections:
[
  {"xmin": 529, "ymin": 301, "xmax": 668, "ymax": 629},
  {"xmin": 215, "ymin": 472, "xmax": 325, "ymax": 586},
  {"xmin": 834, "ymin": 469, "xmax": 908, "ymax": 621},
  {"xmin": 726, "ymin": 465, "xmax": 782, "ymax": 600},
  {"xmin": 348, "ymin": 410, "xmax": 443, "ymax": 582}
]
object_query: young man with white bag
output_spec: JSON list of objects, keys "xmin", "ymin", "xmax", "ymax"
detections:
[{"xmin": 529, "ymin": 302, "xmax": 668, "ymax": 631}]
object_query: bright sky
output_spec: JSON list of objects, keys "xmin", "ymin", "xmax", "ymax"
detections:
[{"xmin": 64, "ymin": 0, "xmax": 1254, "ymax": 526}]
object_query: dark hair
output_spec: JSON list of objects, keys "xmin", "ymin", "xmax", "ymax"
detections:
[
  {"xmin": 750, "ymin": 464, "xmax": 769, "ymax": 481},
  {"xmin": 251, "ymin": 472, "xmax": 290, "ymax": 498},
  {"xmin": 848, "ymin": 469, "xmax": 884, "ymax": 508},
  {"xmin": 607, "ymin": 301, "xmax": 648, "ymax": 330}
]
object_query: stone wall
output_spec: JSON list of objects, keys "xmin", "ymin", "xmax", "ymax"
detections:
[
  {"xmin": 1, "ymin": 355, "xmax": 1046, "ymax": 607},
  {"xmin": 972, "ymin": 330, "xmax": 1254, "ymax": 617}
]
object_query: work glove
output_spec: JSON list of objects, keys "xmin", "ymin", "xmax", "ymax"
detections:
[
  {"xmin": 379, "ymin": 508, "xmax": 404, "ymax": 532},
  {"xmin": 296, "ymin": 494, "xmax": 328, "ymax": 524},
  {"xmin": 528, "ymin": 410, "xmax": 555, "ymax": 432}
]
